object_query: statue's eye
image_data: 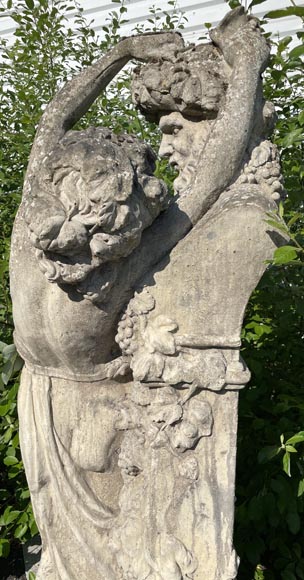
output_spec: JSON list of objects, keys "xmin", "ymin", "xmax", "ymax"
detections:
[{"xmin": 173, "ymin": 128, "xmax": 180, "ymax": 136}]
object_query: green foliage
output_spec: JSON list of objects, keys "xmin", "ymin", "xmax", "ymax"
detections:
[
  {"xmin": 0, "ymin": 0, "xmax": 303, "ymax": 577},
  {"xmin": 265, "ymin": 7, "xmax": 304, "ymax": 20},
  {"xmin": 232, "ymin": 4, "xmax": 304, "ymax": 575},
  {"xmin": 0, "ymin": 341, "xmax": 37, "ymax": 553}
]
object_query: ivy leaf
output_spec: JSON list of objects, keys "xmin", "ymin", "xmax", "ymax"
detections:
[
  {"xmin": 151, "ymin": 403, "xmax": 183, "ymax": 427},
  {"xmin": 146, "ymin": 315, "xmax": 178, "ymax": 355},
  {"xmin": 131, "ymin": 351, "xmax": 164, "ymax": 381}
]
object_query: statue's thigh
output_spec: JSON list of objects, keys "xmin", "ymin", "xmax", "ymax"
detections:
[{"xmin": 51, "ymin": 378, "xmax": 126, "ymax": 473}]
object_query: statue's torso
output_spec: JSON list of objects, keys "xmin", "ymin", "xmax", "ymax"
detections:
[{"xmin": 10, "ymin": 208, "xmax": 120, "ymax": 375}]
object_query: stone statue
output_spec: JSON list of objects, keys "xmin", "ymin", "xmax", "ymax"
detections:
[{"xmin": 10, "ymin": 7, "xmax": 285, "ymax": 579}]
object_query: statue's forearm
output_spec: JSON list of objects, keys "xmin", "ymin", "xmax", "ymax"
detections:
[
  {"xmin": 125, "ymin": 60, "xmax": 262, "ymax": 285},
  {"xmin": 25, "ymin": 40, "xmax": 131, "ymax": 191},
  {"xmin": 178, "ymin": 59, "xmax": 262, "ymax": 224}
]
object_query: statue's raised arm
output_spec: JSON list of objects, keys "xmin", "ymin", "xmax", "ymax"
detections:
[
  {"xmin": 18, "ymin": 32, "xmax": 185, "ymax": 293},
  {"xmin": 126, "ymin": 8, "xmax": 281, "ymax": 281},
  {"xmin": 133, "ymin": 8, "xmax": 272, "ymax": 222},
  {"xmin": 25, "ymin": 32, "xmax": 184, "ymax": 191},
  {"xmin": 187, "ymin": 8, "xmax": 270, "ymax": 221}
]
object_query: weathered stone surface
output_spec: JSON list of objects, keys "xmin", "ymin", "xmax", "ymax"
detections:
[{"xmin": 10, "ymin": 7, "xmax": 286, "ymax": 580}]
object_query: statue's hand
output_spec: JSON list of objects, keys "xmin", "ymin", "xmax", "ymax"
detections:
[
  {"xmin": 210, "ymin": 7, "xmax": 270, "ymax": 72},
  {"xmin": 127, "ymin": 31, "xmax": 184, "ymax": 62}
]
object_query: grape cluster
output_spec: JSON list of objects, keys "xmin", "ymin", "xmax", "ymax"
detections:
[
  {"xmin": 237, "ymin": 140, "xmax": 284, "ymax": 201},
  {"xmin": 115, "ymin": 312, "xmax": 138, "ymax": 356}
]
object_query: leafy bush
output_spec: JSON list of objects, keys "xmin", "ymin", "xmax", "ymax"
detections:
[
  {"xmin": 0, "ymin": 0, "xmax": 303, "ymax": 578},
  {"xmin": 225, "ymin": 2, "xmax": 304, "ymax": 579}
]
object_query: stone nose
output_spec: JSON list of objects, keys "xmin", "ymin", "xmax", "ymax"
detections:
[{"xmin": 159, "ymin": 135, "xmax": 173, "ymax": 158}]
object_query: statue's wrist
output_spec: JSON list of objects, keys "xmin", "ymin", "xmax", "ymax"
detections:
[
  {"xmin": 113, "ymin": 37, "xmax": 132, "ymax": 59},
  {"xmin": 231, "ymin": 52, "xmax": 264, "ymax": 76}
]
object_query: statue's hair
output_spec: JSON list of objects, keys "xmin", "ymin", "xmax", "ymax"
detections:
[
  {"xmin": 33, "ymin": 126, "xmax": 169, "ymax": 237},
  {"xmin": 132, "ymin": 43, "xmax": 229, "ymax": 122},
  {"xmin": 48, "ymin": 126, "xmax": 158, "ymax": 184},
  {"xmin": 25, "ymin": 127, "xmax": 169, "ymax": 299}
]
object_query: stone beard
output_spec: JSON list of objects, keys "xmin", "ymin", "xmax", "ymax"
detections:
[{"xmin": 10, "ymin": 8, "xmax": 286, "ymax": 580}]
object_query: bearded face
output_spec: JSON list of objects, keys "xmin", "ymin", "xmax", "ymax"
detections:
[{"xmin": 159, "ymin": 113, "xmax": 212, "ymax": 195}]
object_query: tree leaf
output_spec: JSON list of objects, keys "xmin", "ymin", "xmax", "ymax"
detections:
[
  {"xmin": 258, "ymin": 445, "xmax": 280, "ymax": 463},
  {"xmin": 2, "ymin": 343, "xmax": 16, "ymax": 360},
  {"xmin": 285, "ymin": 445, "xmax": 297, "ymax": 453},
  {"xmin": 286, "ymin": 431, "xmax": 304, "ymax": 445},
  {"xmin": 265, "ymin": 7, "xmax": 304, "ymax": 18},
  {"xmin": 273, "ymin": 246, "xmax": 299, "ymax": 265},
  {"xmin": 282, "ymin": 128, "xmax": 304, "ymax": 147},
  {"xmin": 264, "ymin": 218, "xmax": 289, "ymax": 234},
  {"xmin": 282, "ymin": 451, "xmax": 291, "ymax": 477},
  {"xmin": 282, "ymin": 570, "xmax": 297, "ymax": 580},
  {"xmin": 0, "ymin": 403, "xmax": 11, "ymax": 416},
  {"xmin": 1, "ymin": 359, "xmax": 14, "ymax": 385},
  {"xmin": 227, "ymin": 0, "xmax": 241, "ymax": 8},
  {"xmin": 289, "ymin": 45, "xmax": 304, "ymax": 59},
  {"xmin": 287, "ymin": 213, "xmax": 302, "ymax": 227},
  {"xmin": 298, "ymin": 479, "xmax": 304, "ymax": 497},
  {"xmin": 0, "ymin": 340, "xmax": 8, "ymax": 351},
  {"xmin": 3, "ymin": 455, "xmax": 19, "ymax": 466},
  {"xmin": 286, "ymin": 511, "xmax": 301, "ymax": 535},
  {"xmin": 249, "ymin": 0, "xmax": 267, "ymax": 7},
  {"xmin": 0, "ymin": 538, "xmax": 10, "ymax": 558},
  {"xmin": 14, "ymin": 523, "xmax": 28, "ymax": 539},
  {"xmin": 2, "ymin": 507, "xmax": 20, "ymax": 525}
]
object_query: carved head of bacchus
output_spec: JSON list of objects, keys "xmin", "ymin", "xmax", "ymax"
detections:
[
  {"xmin": 23, "ymin": 127, "xmax": 169, "ymax": 292},
  {"xmin": 132, "ymin": 44, "xmax": 229, "ymax": 194}
]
